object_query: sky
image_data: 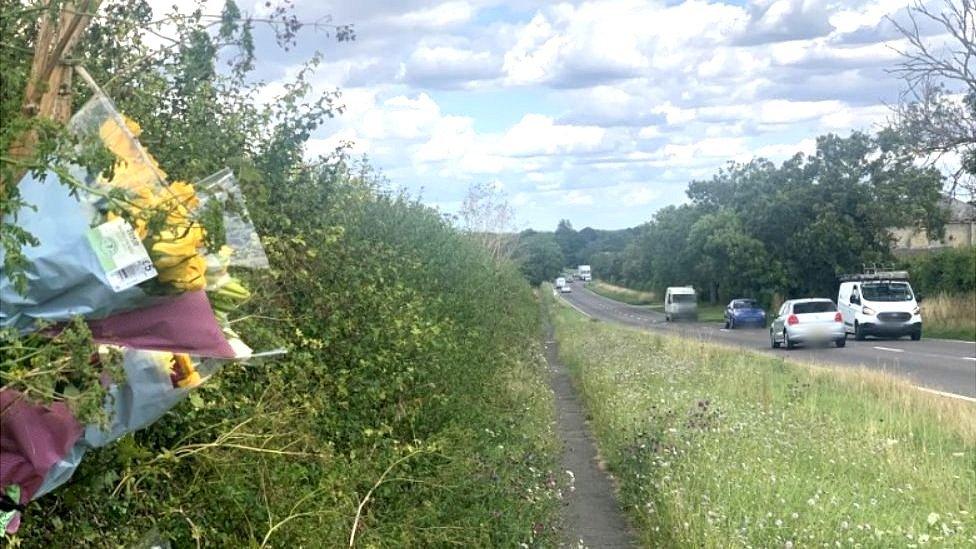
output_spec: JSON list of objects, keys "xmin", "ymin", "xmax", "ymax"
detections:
[{"xmin": 148, "ymin": 0, "xmax": 958, "ymax": 230}]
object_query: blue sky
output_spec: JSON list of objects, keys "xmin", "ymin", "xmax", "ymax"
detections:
[{"xmin": 152, "ymin": 0, "xmax": 956, "ymax": 230}]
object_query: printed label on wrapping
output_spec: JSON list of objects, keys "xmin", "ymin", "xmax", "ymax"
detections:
[{"xmin": 86, "ymin": 218, "xmax": 157, "ymax": 291}]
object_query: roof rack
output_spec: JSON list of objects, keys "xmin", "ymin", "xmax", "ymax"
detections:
[{"xmin": 838, "ymin": 266, "xmax": 910, "ymax": 282}]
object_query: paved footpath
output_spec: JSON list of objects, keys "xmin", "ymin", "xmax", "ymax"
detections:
[{"xmin": 544, "ymin": 319, "xmax": 635, "ymax": 548}]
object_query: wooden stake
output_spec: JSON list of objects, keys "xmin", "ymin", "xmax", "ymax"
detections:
[{"xmin": 2, "ymin": 1, "xmax": 101, "ymax": 190}]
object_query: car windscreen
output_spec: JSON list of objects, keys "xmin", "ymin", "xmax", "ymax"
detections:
[
  {"xmin": 792, "ymin": 301, "xmax": 836, "ymax": 314},
  {"xmin": 672, "ymin": 293, "xmax": 696, "ymax": 303},
  {"xmin": 733, "ymin": 300, "xmax": 759, "ymax": 309},
  {"xmin": 861, "ymin": 282, "xmax": 913, "ymax": 302}
]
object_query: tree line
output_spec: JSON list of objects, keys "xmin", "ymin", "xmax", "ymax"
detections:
[{"xmin": 514, "ymin": 0, "xmax": 975, "ymax": 304}]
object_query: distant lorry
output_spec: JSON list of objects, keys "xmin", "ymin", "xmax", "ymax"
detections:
[
  {"xmin": 838, "ymin": 269, "xmax": 922, "ymax": 340},
  {"xmin": 578, "ymin": 265, "xmax": 592, "ymax": 281},
  {"xmin": 664, "ymin": 286, "xmax": 698, "ymax": 321},
  {"xmin": 555, "ymin": 277, "xmax": 567, "ymax": 290}
]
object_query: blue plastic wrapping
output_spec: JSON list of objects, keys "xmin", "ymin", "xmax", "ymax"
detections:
[
  {"xmin": 0, "ymin": 171, "xmax": 158, "ymax": 331},
  {"xmin": 34, "ymin": 350, "xmax": 221, "ymax": 499}
]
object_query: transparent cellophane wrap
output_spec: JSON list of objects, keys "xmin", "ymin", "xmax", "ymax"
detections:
[
  {"xmin": 195, "ymin": 167, "xmax": 270, "ymax": 270},
  {"xmin": 1, "ymin": 93, "xmax": 182, "ymax": 331}
]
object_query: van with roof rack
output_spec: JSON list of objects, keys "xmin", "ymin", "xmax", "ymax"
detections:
[{"xmin": 837, "ymin": 269, "xmax": 923, "ymax": 341}]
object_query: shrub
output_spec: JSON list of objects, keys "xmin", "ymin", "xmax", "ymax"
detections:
[
  {"xmin": 902, "ymin": 247, "xmax": 976, "ymax": 296},
  {"xmin": 15, "ymin": 165, "xmax": 560, "ymax": 547}
]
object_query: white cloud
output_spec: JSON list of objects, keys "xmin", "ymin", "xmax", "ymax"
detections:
[
  {"xmin": 218, "ymin": 0, "xmax": 933, "ymax": 228},
  {"xmin": 502, "ymin": 114, "xmax": 607, "ymax": 157},
  {"xmin": 562, "ymin": 189, "xmax": 594, "ymax": 205},
  {"xmin": 389, "ymin": 1, "xmax": 474, "ymax": 28}
]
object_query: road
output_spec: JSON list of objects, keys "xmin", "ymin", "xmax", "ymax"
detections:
[{"xmin": 559, "ymin": 281, "xmax": 976, "ymax": 399}]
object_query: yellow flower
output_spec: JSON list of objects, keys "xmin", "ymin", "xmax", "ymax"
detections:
[
  {"xmin": 98, "ymin": 115, "xmax": 167, "ymax": 190},
  {"xmin": 167, "ymin": 181, "xmax": 200, "ymax": 210},
  {"xmin": 156, "ymin": 254, "xmax": 207, "ymax": 291},
  {"xmin": 151, "ymin": 225, "xmax": 205, "ymax": 267}
]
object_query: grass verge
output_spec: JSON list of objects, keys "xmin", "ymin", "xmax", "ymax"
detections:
[
  {"xmin": 546, "ymin": 293, "xmax": 976, "ymax": 547},
  {"xmin": 921, "ymin": 292, "xmax": 976, "ymax": 341},
  {"xmin": 587, "ymin": 280, "xmax": 657, "ymax": 305}
]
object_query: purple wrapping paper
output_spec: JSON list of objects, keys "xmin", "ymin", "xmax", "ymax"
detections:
[
  {"xmin": 87, "ymin": 291, "xmax": 236, "ymax": 358},
  {"xmin": 0, "ymin": 390, "xmax": 83, "ymax": 533}
]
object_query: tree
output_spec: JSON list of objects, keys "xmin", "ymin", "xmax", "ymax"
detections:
[
  {"xmin": 459, "ymin": 181, "xmax": 518, "ymax": 262},
  {"xmin": 889, "ymin": 0, "xmax": 976, "ymax": 198},
  {"xmin": 514, "ymin": 232, "xmax": 564, "ymax": 285},
  {"xmin": 554, "ymin": 218, "xmax": 581, "ymax": 266}
]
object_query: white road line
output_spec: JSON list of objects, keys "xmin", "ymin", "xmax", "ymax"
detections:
[
  {"xmin": 873, "ymin": 346, "xmax": 904, "ymax": 353},
  {"xmin": 559, "ymin": 295, "xmax": 593, "ymax": 319},
  {"xmin": 913, "ymin": 386, "xmax": 976, "ymax": 403},
  {"xmin": 964, "ymin": 357, "xmax": 976, "ymax": 362}
]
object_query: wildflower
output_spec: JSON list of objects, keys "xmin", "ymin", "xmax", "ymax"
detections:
[{"xmin": 927, "ymin": 513, "xmax": 940, "ymax": 526}]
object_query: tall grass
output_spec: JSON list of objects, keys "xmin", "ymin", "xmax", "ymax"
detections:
[
  {"xmin": 588, "ymin": 280, "xmax": 657, "ymax": 305},
  {"xmin": 921, "ymin": 292, "xmax": 976, "ymax": 341},
  {"xmin": 547, "ymin": 294, "xmax": 976, "ymax": 547}
]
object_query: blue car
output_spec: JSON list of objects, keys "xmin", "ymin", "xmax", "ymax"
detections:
[{"xmin": 724, "ymin": 298, "xmax": 766, "ymax": 329}]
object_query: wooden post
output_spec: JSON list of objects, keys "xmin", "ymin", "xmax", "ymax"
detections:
[{"xmin": 2, "ymin": 1, "xmax": 100, "ymax": 190}]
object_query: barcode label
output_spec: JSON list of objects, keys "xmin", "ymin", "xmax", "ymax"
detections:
[
  {"xmin": 87, "ymin": 218, "xmax": 157, "ymax": 292},
  {"xmin": 106, "ymin": 257, "xmax": 157, "ymax": 292}
]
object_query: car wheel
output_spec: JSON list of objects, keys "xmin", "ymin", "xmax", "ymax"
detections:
[
  {"xmin": 729, "ymin": 317, "xmax": 735, "ymax": 329},
  {"xmin": 835, "ymin": 338, "xmax": 846, "ymax": 348},
  {"xmin": 784, "ymin": 330, "xmax": 796, "ymax": 349},
  {"xmin": 911, "ymin": 329, "xmax": 921, "ymax": 341},
  {"xmin": 770, "ymin": 329, "xmax": 780, "ymax": 349},
  {"xmin": 854, "ymin": 322, "xmax": 865, "ymax": 341},
  {"xmin": 724, "ymin": 318, "xmax": 730, "ymax": 329}
]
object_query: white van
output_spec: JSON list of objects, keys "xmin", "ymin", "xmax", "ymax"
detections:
[
  {"xmin": 555, "ymin": 277, "xmax": 566, "ymax": 290},
  {"xmin": 664, "ymin": 286, "xmax": 698, "ymax": 321},
  {"xmin": 838, "ymin": 271, "xmax": 922, "ymax": 340}
]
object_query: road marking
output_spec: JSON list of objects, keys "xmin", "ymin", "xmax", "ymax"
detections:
[
  {"xmin": 873, "ymin": 346, "xmax": 904, "ymax": 353},
  {"xmin": 913, "ymin": 386, "xmax": 976, "ymax": 403},
  {"xmin": 964, "ymin": 357, "xmax": 976, "ymax": 362},
  {"xmin": 559, "ymin": 295, "xmax": 593, "ymax": 319}
]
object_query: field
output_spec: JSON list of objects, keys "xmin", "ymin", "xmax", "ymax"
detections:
[
  {"xmin": 921, "ymin": 292, "xmax": 976, "ymax": 341},
  {"xmin": 548, "ymin": 295, "xmax": 976, "ymax": 547},
  {"xmin": 587, "ymin": 280, "xmax": 657, "ymax": 305}
]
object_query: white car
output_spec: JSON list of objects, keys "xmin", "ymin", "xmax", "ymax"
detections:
[
  {"xmin": 838, "ymin": 276, "xmax": 922, "ymax": 341},
  {"xmin": 770, "ymin": 298, "xmax": 846, "ymax": 349},
  {"xmin": 560, "ymin": 284, "xmax": 573, "ymax": 293}
]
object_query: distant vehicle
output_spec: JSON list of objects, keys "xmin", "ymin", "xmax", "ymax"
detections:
[
  {"xmin": 770, "ymin": 298, "xmax": 846, "ymax": 349},
  {"xmin": 555, "ymin": 277, "xmax": 566, "ymax": 290},
  {"xmin": 724, "ymin": 298, "xmax": 766, "ymax": 329},
  {"xmin": 578, "ymin": 265, "xmax": 592, "ymax": 281},
  {"xmin": 664, "ymin": 286, "xmax": 698, "ymax": 321},
  {"xmin": 838, "ymin": 270, "xmax": 922, "ymax": 340},
  {"xmin": 560, "ymin": 284, "xmax": 573, "ymax": 293}
]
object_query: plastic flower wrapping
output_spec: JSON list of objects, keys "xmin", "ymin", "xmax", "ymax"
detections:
[{"xmin": 1, "ymin": 90, "xmax": 273, "ymax": 532}]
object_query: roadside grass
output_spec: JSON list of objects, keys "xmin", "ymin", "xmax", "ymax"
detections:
[
  {"xmin": 696, "ymin": 304, "xmax": 726, "ymax": 323},
  {"xmin": 546, "ymin": 294, "xmax": 976, "ymax": 547},
  {"xmin": 922, "ymin": 292, "xmax": 976, "ymax": 341},
  {"xmin": 644, "ymin": 303, "xmax": 725, "ymax": 323},
  {"xmin": 588, "ymin": 280, "xmax": 657, "ymax": 305}
]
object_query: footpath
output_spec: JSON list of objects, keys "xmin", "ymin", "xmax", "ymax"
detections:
[{"xmin": 544, "ymin": 318, "xmax": 635, "ymax": 548}]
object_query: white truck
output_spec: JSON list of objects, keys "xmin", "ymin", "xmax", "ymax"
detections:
[
  {"xmin": 664, "ymin": 286, "xmax": 698, "ymax": 321},
  {"xmin": 838, "ymin": 270, "xmax": 922, "ymax": 340},
  {"xmin": 555, "ymin": 277, "xmax": 567, "ymax": 290},
  {"xmin": 578, "ymin": 265, "xmax": 592, "ymax": 281}
]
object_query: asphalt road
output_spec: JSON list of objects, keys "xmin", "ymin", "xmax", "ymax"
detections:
[{"xmin": 559, "ymin": 281, "xmax": 976, "ymax": 400}]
